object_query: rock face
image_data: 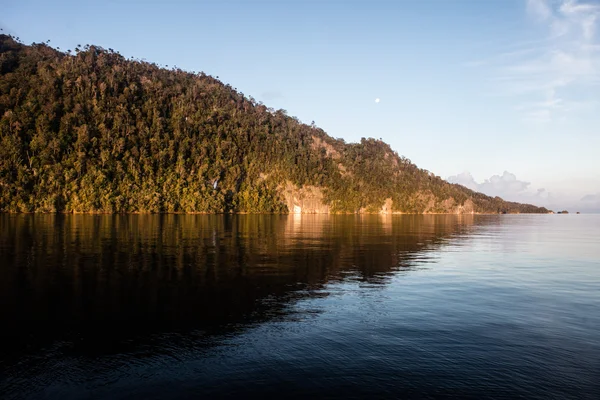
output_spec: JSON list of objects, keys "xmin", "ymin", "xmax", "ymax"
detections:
[
  {"xmin": 279, "ymin": 187, "xmax": 477, "ymax": 215},
  {"xmin": 456, "ymin": 199, "xmax": 475, "ymax": 214},
  {"xmin": 379, "ymin": 197, "xmax": 475, "ymax": 215},
  {"xmin": 381, "ymin": 198, "xmax": 393, "ymax": 214},
  {"xmin": 310, "ymin": 136, "xmax": 341, "ymax": 160},
  {"xmin": 280, "ymin": 182, "xmax": 330, "ymax": 214}
]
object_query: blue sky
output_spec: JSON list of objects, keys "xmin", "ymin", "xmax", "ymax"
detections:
[{"xmin": 2, "ymin": 0, "xmax": 599, "ymax": 211}]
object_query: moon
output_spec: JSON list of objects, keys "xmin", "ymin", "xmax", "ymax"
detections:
[{"xmin": 375, "ymin": 98, "xmax": 380, "ymax": 103}]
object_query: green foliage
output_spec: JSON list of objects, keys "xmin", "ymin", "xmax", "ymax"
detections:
[{"xmin": 0, "ymin": 35, "xmax": 549, "ymax": 214}]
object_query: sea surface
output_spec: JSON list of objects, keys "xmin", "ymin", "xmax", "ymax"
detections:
[{"xmin": 0, "ymin": 214, "xmax": 599, "ymax": 399}]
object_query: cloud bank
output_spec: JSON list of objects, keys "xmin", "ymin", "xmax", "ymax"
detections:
[
  {"xmin": 580, "ymin": 193, "xmax": 600, "ymax": 211},
  {"xmin": 581, "ymin": 193, "xmax": 600, "ymax": 202},
  {"xmin": 447, "ymin": 170, "xmax": 600, "ymax": 213},
  {"xmin": 447, "ymin": 171, "xmax": 536, "ymax": 200}
]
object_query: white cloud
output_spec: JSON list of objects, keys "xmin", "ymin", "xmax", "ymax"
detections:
[
  {"xmin": 447, "ymin": 171, "xmax": 479, "ymax": 191},
  {"xmin": 581, "ymin": 193, "xmax": 600, "ymax": 202},
  {"xmin": 475, "ymin": 1, "xmax": 600, "ymax": 122},
  {"xmin": 527, "ymin": 0, "xmax": 552, "ymax": 21},
  {"xmin": 447, "ymin": 171, "xmax": 532, "ymax": 199},
  {"xmin": 447, "ymin": 171, "xmax": 600, "ymax": 212},
  {"xmin": 560, "ymin": 0, "xmax": 600, "ymax": 16},
  {"xmin": 579, "ymin": 193, "xmax": 600, "ymax": 212}
]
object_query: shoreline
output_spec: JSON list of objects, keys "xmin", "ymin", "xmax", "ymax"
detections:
[{"xmin": 0, "ymin": 211, "xmax": 554, "ymax": 215}]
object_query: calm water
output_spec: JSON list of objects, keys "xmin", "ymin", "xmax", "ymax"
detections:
[{"xmin": 0, "ymin": 214, "xmax": 599, "ymax": 399}]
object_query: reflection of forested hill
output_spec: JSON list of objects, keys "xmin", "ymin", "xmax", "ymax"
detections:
[
  {"xmin": 0, "ymin": 214, "xmax": 481, "ymax": 359},
  {"xmin": 0, "ymin": 35, "xmax": 547, "ymax": 214}
]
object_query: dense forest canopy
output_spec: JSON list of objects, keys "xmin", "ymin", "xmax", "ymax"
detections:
[{"xmin": 0, "ymin": 35, "xmax": 549, "ymax": 214}]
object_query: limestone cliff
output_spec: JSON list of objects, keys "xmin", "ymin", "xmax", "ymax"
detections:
[
  {"xmin": 277, "ymin": 185, "xmax": 478, "ymax": 215},
  {"xmin": 280, "ymin": 182, "xmax": 330, "ymax": 214}
]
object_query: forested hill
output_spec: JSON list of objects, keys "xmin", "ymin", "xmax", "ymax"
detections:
[{"xmin": 0, "ymin": 35, "xmax": 549, "ymax": 214}]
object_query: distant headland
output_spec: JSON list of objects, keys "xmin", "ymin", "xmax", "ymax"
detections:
[{"xmin": 0, "ymin": 35, "xmax": 549, "ymax": 215}]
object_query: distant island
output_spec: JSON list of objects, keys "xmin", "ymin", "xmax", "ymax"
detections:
[{"xmin": 0, "ymin": 35, "xmax": 549, "ymax": 214}]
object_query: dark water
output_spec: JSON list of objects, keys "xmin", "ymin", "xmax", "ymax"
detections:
[{"xmin": 0, "ymin": 214, "xmax": 599, "ymax": 399}]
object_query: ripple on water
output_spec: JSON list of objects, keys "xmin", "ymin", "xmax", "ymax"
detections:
[{"xmin": 0, "ymin": 214, "xmax": 599, "ymax": 399}]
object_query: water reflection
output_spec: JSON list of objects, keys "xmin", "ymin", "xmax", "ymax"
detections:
[
  {"xmin": 1, "ymin": 214, "xmax": 599, "ymax": 399},
  {"xmin": 0, "ymin": 214, "xmax": 479, "ymax": 358}
]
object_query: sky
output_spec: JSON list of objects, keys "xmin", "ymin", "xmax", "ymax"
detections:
[{"xmin": 2, "ymin": 0, "xmax": 599, "ymax": 212}]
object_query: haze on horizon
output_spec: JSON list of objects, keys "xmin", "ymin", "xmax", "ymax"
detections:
[{"xmin": 2, "ymin": 0, "xmax": 599, "ymax": 212}]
